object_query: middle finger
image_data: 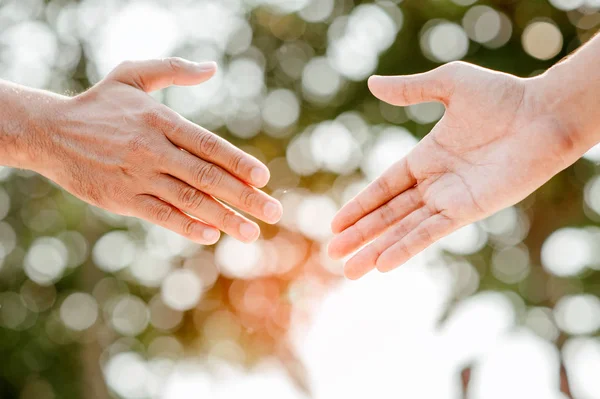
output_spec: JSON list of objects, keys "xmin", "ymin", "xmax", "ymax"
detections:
[{"xmin": 164, "ymin": 147, "xmax": 282, "ymax": 224}]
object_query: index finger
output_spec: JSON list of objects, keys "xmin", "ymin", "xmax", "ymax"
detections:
[
  {"xmin": 331, "ymin": 158, "xmax": 416, "ymax": 234},
  {"xmin": 162, "ymin": 112, "xmax": 270, "ymax": 188}
]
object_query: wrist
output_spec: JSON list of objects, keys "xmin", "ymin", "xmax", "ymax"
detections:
[
  {"xmin": 0, "ymin": 83, "xmax": 67, "ymax": 172},
  {"xmin": 526, "ymin": 61, "xmax": 600, "ymax": 155}
]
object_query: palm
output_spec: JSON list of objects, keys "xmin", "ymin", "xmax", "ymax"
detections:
[{"xmin": 329, "ymin": 62, "xmax": 573, "ymax": 279}]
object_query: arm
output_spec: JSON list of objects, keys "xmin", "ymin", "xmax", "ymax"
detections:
[
  {"xmin": 329, "ymin": 34, "xmax": 600, "ymax": 279},
  {"xmin": 0, "ymin": 58, "xmax": 282, "ymax": 244}
]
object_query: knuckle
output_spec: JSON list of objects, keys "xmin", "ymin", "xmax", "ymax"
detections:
[
  {"xmin": 126, "ymin": 134, "xmax": 152, "ymax": 155},
  {"xmin": 115, "ymin": 60, "xmax": 135, "ymax": 74},
  {"xmin": 377, "ymin": 178, "xmax": 393, "ymax": 198},
  {"xmin": 219, "ymin": 210, "xmax": 237, "ymax": 229},
  {"xmin": 179, "ymin": 186, "xmax": 206, "ymax": 209},
  {"xmin": 195, "ymin": 164, "xmax": 221, "ymax": 188},
  {"xmin": 240, "ymin": 188, "xmax": 258, "ymax": 209},
  {"xmin": 230, "ymin": 153, "xmax": 245, "ymax": 175},
  {"xmin": 150, "ymin": 203, "xmax": 173, "ymax": 223},
  {"xmin": 378, "ymin": 203, "xmax": 395, "ymax": 226},
  {"xmin": 181, "ymin": 218, "xmax": 196, "ymax": 237},
  {"xmin": 197, "ymin": 133, "xmax": 220, "ymax": 157},
  {"xmin": 167, "ymin": 57, "xmax": 184, "ymax": 73},
  {"xmin": 143, "ymin": 106, "xmax": 168, "ymax": 128}
]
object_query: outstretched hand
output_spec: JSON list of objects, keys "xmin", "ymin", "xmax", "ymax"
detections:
[
  {"xmin": 40, "ymin": 58, "xmax": 282, "ymax": 245},
  {"xmin": 329, "ymin": 61, "xmax": 584, "ymax": 279}
]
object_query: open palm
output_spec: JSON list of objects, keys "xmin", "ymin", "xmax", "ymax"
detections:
[{"xmin": 329, "ymin": 62, "xmax": 580, "ymax": 279}]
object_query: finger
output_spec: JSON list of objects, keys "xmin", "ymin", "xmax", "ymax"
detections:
[
  {"xmin": 165, "ymin": 148, "xmax": 283, "ymax": 224},
  {"xmin": 376, "ymin": 213, "xmax": 456, "ymax": 273},
  {"xmin": 109, "ymin": 57, "xmax": 217, "ymax": 92},
  {"xmin": 328, "ymin": 188, "xmax": 422, "ymax": 260},
  {"xmin": 163, "ymin": 113, "xmax": 270, "ymax": 188},
  {"xmin": 368, "ymin": 64, "xmax": 454, "ymax": 107},
  {"xmin": 153, "ymin": 176, "xmax": 260, "ymax": 243},
  {"xmin": 132, "ymin": 194, "xmax": 221, "ymax": 245},
  {"xmin": 343, "ymin": 207, "xmax": 430, "ymax": 280},
  {"xmin": 331, "ymin": 158, "xmax": 416, "ymax": 234}
]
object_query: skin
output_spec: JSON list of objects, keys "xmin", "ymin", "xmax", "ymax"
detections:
[
  {"xmin": 329, "ymin": 34, "xmax": 600, "ymax": 280},
  {"xmin": 0, "ymin": 58, "xmax": 282, "ymax": 244}
]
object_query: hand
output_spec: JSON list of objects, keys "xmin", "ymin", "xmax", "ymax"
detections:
[
  {"xmin": 36, "ymin": 58, "xmax": 282, "ymax": 244},
  {"xmin": 328, "ymin": 61, "xmax": 588, "ymax": 279}
]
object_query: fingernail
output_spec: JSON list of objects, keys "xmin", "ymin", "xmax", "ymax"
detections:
[
  {"xmin": 239, "ymin": 222, "xmax": 259, "ymax": 242},
  {"xmin": 263, "ymin": 202, "xmax": 282, "ymax": 223},
  {"xmin": 250, "ymin": 167, "xmax": 270, "ymax": 187},
  {"xmin": 202, "ymin": 227, "xmax": 220, "ymax": 243},
  {"xmin": 192, "ymin": 61, "xmax": 217, "ymax": 72}
]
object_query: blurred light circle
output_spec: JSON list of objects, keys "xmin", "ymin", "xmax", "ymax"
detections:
[
  {"xmin": 111, "ymin": 295, "xmax": 150, "ymax": 336},
  {"xmin": 525, "ymin": 307, "xmax": 560, "ymax": 342},
  {"xmin": 0, "ymin": 292, "xmax": 28, "ymax": 330},
  {"xmin": 94, "ymin": 2, "xmax": 179, "ymax": 76},
  {"xmin": 147, "ymin": 336, "xmax": 184, "ymax": 359},
  {"xmin": 226, "ymin": 20, "xmax": 253, "ymax": 55},
  {"xmin": 583, "ymin": 143, "xmax": 600, "ymax": 162},
  {"xmin": 522, "ymin": 21, "xmax": 563, "ymax": 61},
  {"xmin": 462, "ymin": 6, "xmax": 502, "ymax": 44},
  {"xmin": 541, "ymin": 227, "xmax": 592, "ymax": 276},
  {"xmin": 215, "ymin": 236, "xmax": 262, "ymax": 279},
  {"xmin": 302, "ymin": 57, "xmax": 342, "ymax": 100},
  {"xmin": 438, "ymin": 223, "xmax": 488, "ymax": 255},
  {"xmin": 448, "ymin": 260, "xmax": 480, "ymax": 299},
  {"xmin": 549, "ymin": 0, "xmax": 585, "ymax": 10},
  {"xmin": 105, "ymin": 352, "xmax": 149, "ymax": 399},
  {"xmin": 161, "ymin": 269, "xmax": 203, "ymax": 311},
  {"xmin": 226, "ymin": 102, "xmax": 262, "ymax": 139},
  {"xmin": 0, "ymin": 21, "xmax": 58, "ymax": 88},
  {"xmin": 0, "ymin": 187, "xmax": 10, "ymax": 220},
  {"xmin": 491, "ymin": 245, "xmax": 530, "ymax": 284},
  {"xmin": 130, "ymin": 252, "xmax": 172, "ymax": 288},
  {"xmin": 296, "ymin": 195, "xmax": 338, "ymax": 241},
  {"xmin": 451, "ymin": 0, "xmax": 478, "ymax": 5},
  {"xmin": 0, "ymin": 221, "xmax": 17, "ymax": 259},
  {"xmin": 348, "ymin": 4, "xmax": 399, "ymax": 53},
  {"xmin": 328, "ymin": 37, "xmax": 379, "ymax": 81},
  {"xmin": 20, "ymin": 281, "xmax": 56, "ymax": 313},
  {"xmin": 407, "ymin": 102, "xmax": 445, "ymax": 124},
  {"xmin": 277, "ymin": 42, "xmax": 311, "ymax": 80},
  {"xmin": 299, "ymin": 0, "xmax": 335, "ymax": 22},
  {"xmin": 563, "ymin": 337, "xmax": 600, "ymax": 398},
  {"xmin": 287, "ymin": 132, "xmax": 320, "ymax": 176},
  {"xmin": 468, "ymin": 330, "xmax": 561, "ymax": 399},
  {"xmin": 421, "ymin": 22, "xmax": 469, "ymax": 63},
  {"xmin": 227, "ymin": 58, "xmax": 264, "ymax": 99},
  {"xmin": 482, "ymin": 206, "xmax": 529, "ymax": 246},
  {"xmin": 24, "ymin": 237, "xmax": 69, "ymax": 286},
  {"xmin": 554, "ymin": 294, "xmax": 600, "ymax": 335},
  {"xmin": 362, "ymin": 127, "xmax": 418, "ymax": 180},
  {"xmin": 584, "ymin": 175, "xmax": 600, "ymax": 216},
  {"xmin": 58, "ymin": 230, "xmax": 89, "ymax": 268},
  {"xmin": 310, "ymin": 121, "xmax": 361, "ymax": 174},
  {"xmin": 60, "ymin": 293, "xmax": 98, "ymax": 331},
  {"xmin": 145, "ymin": 225, "xmax": 197, "ymax": 259},
  {"xmin": 93, "ymin": 231, "xmax": 136, "ymax": 273},
  {"xmin": 262, "ymin": 89, "xmax": 300, "ymax": 133},
  {"xmin": 484, "ymin": 207, "xmax": 517, "ymax": 234},
  {"xmin": 166, "ymin": 69, "xmax": 225, "ymax": 117},
  {"xmin": 259, "ymin": 0, "xmax": 311, "ymax": 13},
  {"xmin": 149, "ymin": 296, "xmax": 183, "ymax": 331}
]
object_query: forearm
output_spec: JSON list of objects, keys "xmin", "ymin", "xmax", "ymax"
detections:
[
  {"xmin": 0, "ymin": 80, "xmax": 65, "ymax": 170},
  {"xmin": 530, "ymin": 33, "xmax": 600, "ymax": 151}
]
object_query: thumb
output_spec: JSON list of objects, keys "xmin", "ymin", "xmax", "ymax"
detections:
[
  {"xmin": 368, "ymin": 64, "xmax": 455, "ymax": 107},
  {"xmin": 108, "ymin": 57, "xmax": 217, "ymax": 92}
]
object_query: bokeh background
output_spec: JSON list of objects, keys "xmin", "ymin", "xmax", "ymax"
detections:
[{"xmin": 0, "ymin": 0, "xmax": 600, "ymax": 398}]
